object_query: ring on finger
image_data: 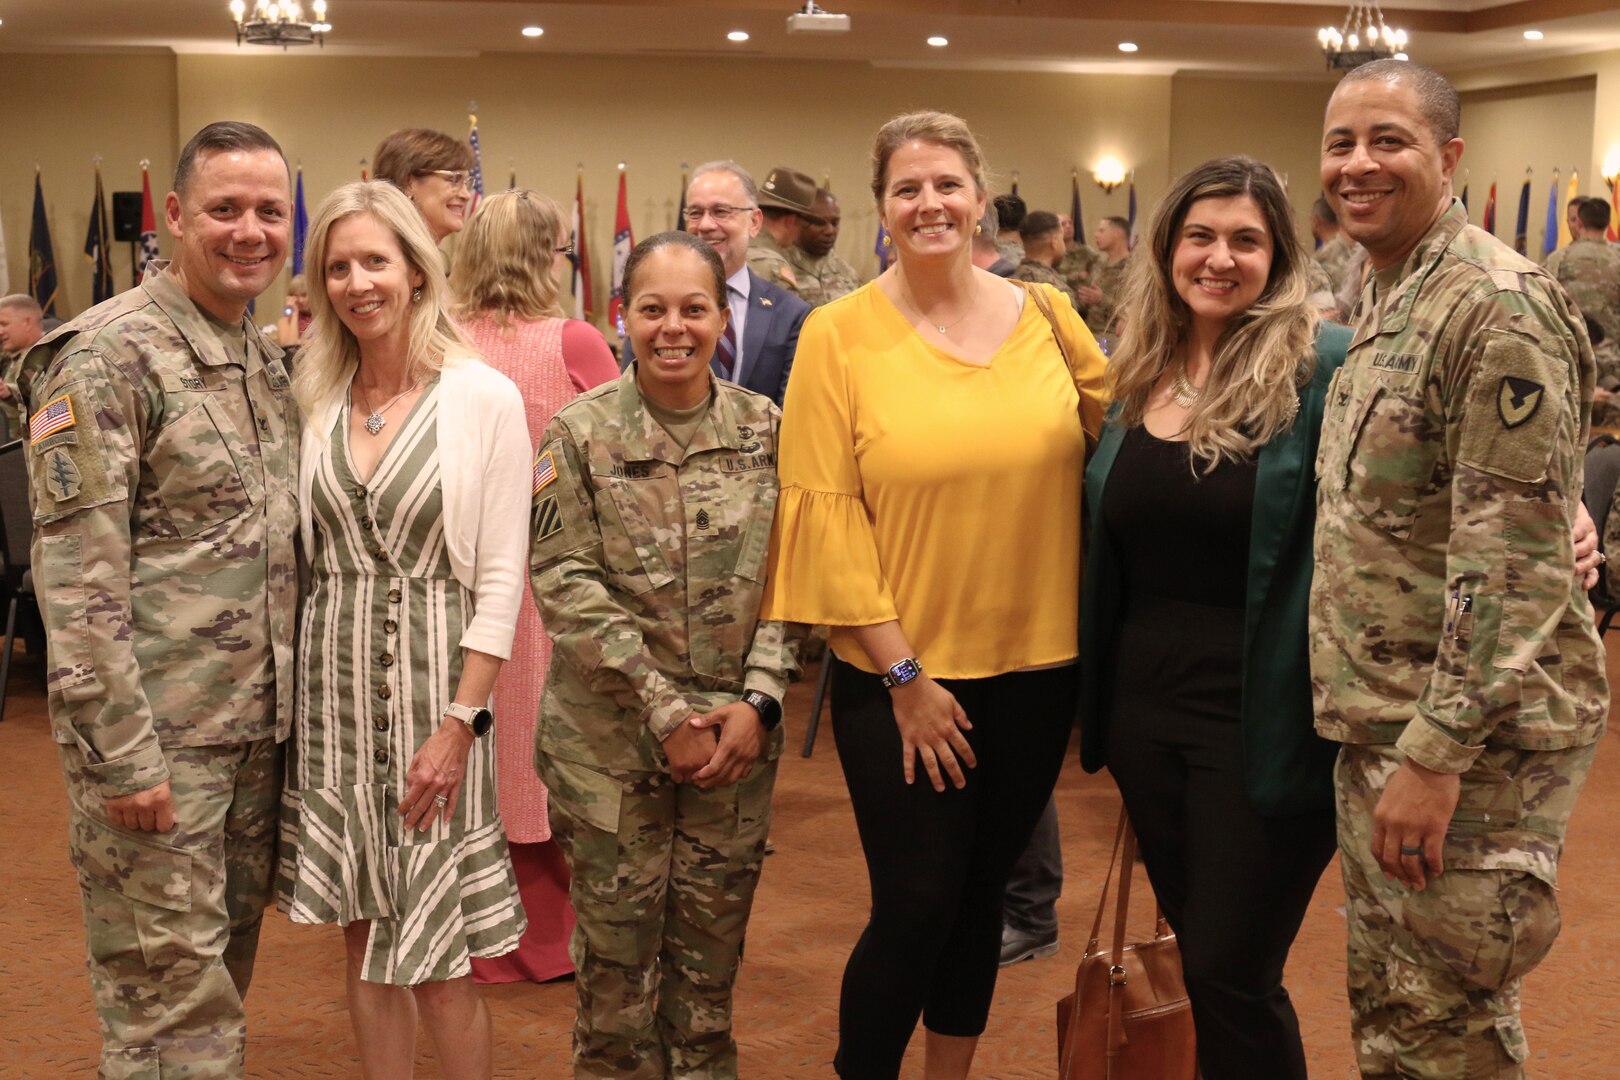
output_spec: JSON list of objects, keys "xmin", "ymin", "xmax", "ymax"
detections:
[
  {"xmin": 1398, "ymin": 843, "xmax": 1424, "ymax": 857},
  {"xmin": 433, "ymin": 794, "xmax": 449, "ymax": 807}
]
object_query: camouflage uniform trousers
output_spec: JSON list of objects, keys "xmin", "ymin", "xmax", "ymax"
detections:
[
  {"xmin": 538, "ymin": 748, "xmax": 777, "ymax": 1079},
  {"xmin": 59, "ymin": 738, "xmax": 282, "ymax": 1080},
  {"xmin": 1335, "ymin": 741, "xmax": 1596, "ymax": 1078}
]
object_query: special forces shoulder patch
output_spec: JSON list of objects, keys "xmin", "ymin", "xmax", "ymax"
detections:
[
  {"xmin": 1497, "ymin": 376, "xmax": 1544, "ymax": 430},
  {"xmin": 44, "ymin": 447, "xmax": 82, "ymax": 501}
]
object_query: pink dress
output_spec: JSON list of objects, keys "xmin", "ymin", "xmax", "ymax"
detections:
[{"xmin": 460, "ymin": 313, "xmax": 618, "ymax": 983}]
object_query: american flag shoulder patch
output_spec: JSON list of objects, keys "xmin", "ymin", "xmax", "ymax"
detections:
[
  {"xmin": 30, "ymin": 395, "xmax": 77, "ymax": 444},
  {"xmin": 532, "ymin": 449, "xmax": 557, "ymax": 496}
]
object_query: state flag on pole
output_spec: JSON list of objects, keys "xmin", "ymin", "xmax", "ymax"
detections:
[
  {"xmin": 1127, "ymin": 176, "xmax": 1138, "ymax": 247},
  {"xmin": 608, "ymin": 167, "xmax": 633, "ymax": 338},
  {"xmin": 138, "ymin": 164, "xmax": 161, "ymax": 281},
  {"xmin": 84, "ymin": 166, "xmax": 114, "ymax": 304},
  {"xmin": 1542, "ymin": 169, "xmax": 1560, "ymax": 257},
  {"xmin": 1512, "ymin": 170, "xmax": 1531, "ymax": 256},
  {"xmin": 292, "ymin": 167, "xmax": 309, "ymax": 276},
  {"xmin": 468, "ymin": 112, "xmax": 484, "ymax": 216},
  {"xmin": 875, "ymin": 223, "xmax": 892, "ymax": 273},
  {"xmin": 29, "ymin": 172, "xmax": 59, "ymax": 316},
  {"xmin": 1558, "ymin": 169, "xmax": 1578, "ymax": 249},
  {"xmin": 572, "ymin": 170, "xmax": 593, "ymax": 322},
  {"xmin": 1609, "ymin": 178, "xmax": 1619, "ymax": 243},
  {"xmin": 1482, "ymin": 181, "xmax": 1497, "ymax": 236}
]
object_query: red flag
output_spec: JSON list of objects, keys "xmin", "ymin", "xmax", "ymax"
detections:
[
  {"xmin": 608, "ymin": 168, "xmax": 633, "ymax": 337},
  {"xmin": 138, "ymin": 164, "xmax": 160, "ymax": 281},
  {"xmin": 1482, "ymin": 181, "xmax": 1497, "ymax": 237},
  {"xmin": 572, "ymin": 170, "xmax": 593, "ymax": 322},
  {"xmin": 1609, "ymin": 177, "xmax": 1619, "ymax": 243}
]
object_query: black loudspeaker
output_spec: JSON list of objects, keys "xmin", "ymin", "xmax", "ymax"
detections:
[{"xmin": 112, "ymin": 192, "xmax": 143, "ymax": 241}]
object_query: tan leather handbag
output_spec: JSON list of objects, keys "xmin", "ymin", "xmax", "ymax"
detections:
[{"xmin": 1057, "ymin": 809, "xmax": 1198, "ymax": 1079}]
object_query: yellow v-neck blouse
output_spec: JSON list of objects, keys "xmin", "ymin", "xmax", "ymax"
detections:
[{"xmin": 761, "ymin": 280, "xmax": 1109, "ymax": 678}]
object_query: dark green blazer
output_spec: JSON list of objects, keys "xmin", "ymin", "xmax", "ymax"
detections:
[{"xmin": 1078, "ymin": 322, "xmax": 1352, "ymax": 817}]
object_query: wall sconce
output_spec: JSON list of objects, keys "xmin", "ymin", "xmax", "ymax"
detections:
[
  {"xmin": 1603, "ymin": 147, "xmax": 1620, "ymax": 186},
  {"xmin": 1093, "ymin": 158, "xmax": 1127, "ymax": 193}
]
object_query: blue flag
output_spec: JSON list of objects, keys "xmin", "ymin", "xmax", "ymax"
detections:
[
  {"xmin": 1070, "ymin": 172, "xmax": 1083, "ymax": 247},
  {"xmin": 29, "ymin": 172, "xmax": 58, "ymax": 317},
  {"xmin": 468, "ymin": 112, "xmax": 484, "ymax": 214},
  {"xmin": 875, "ymin": 223, "xmax": 891, "ymax": 272},
  {"xmin": 1127, "ymin": 179, "xmax": 1137, "ymax": 245},
  {"xmin": 1542, "ymin": 169, "xmax": 1560, "ymax": 257},
  {"xmin": 84, "ymin": 167, "xmax": 114, "ymax": 304},
  {"xmin": 1513, "ymin": 172, "xmax": 1531, "ymax": 256},
  {"xmin": 292, "ymin": 167, "xmax": 309, "ymax": 276}
]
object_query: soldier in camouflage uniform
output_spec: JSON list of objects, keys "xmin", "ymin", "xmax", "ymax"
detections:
[
  {"xmin": 0, "ymin": 293, "xmax": 46, "ymax": 438},
  {"xmin": 531, "ymin": 231, "xmax": 799, "ymax": 1079},
  {"xmin": 1084, "ymin": 216, "xmax": 1132, "ymax": 338},
  {"xmin": 1312, "ymin": 62, "xmax": 1607, "ymax": 1078},
  {"xmin": 787, "ymin": 187, "xmax": 863, "ymax": 307},
  {"xmin": 25, "ymin": 122, "xmax": 297, "ymax": 1079},
  {"xmin": 1010, "ymin": 210, "xmax": 1079, "ymax": 309},
  {"xmin": 745, "ymin": 165, "xmax": 817, "ymax": 298},
  {"xmin": 1312, "ymin": 195, "xmax": 1357, "ymax": 295},
  {"xmin": 1544, "ymin": 198, "xmax": 1620, "ymax": 387},
  {"xmin": 1055, "ymin": 222, "xmax": 1104, "ymax": 311}
]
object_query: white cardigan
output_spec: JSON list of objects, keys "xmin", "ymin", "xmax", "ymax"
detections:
[{"xmin": 299, "ymin": 353, "xmax": 533, "ymax": 660}]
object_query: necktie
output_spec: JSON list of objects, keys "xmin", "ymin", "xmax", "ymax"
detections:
[{"xmin": 713, "ymin": 292, "xmax": 740, "ymax": 380}]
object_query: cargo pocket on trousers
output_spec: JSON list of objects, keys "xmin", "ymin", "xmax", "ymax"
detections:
[
  {"xmin": 73, "ymin": 811, "xmax": 194, "ymax": 973},
  {"xmin": 101, "ymin": 1045, "xmax": 162, "ymax": 1080},
  {"xmin": 1401, "ymin": 868, "xmax": 1560, "ymax": 992},
  {"xmin": 1493, "ymin": 1014, "xmax": 1530, "ymax": 1065},
  {"xmin": 539, "ymin": 754, "xmax": 625, "ymax": 905}
]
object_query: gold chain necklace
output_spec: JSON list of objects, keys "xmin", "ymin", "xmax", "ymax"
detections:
[
  {"xmin": 1170, "ymin": 366, "xmax": 1202, "ymax": 408},
  {"xmin": 353, "ymin": 378, "xmax": 421, "ymax": 436},
  {"xmin": 898, "ymin": 278, "xmax": 979, "ymax": 334}
]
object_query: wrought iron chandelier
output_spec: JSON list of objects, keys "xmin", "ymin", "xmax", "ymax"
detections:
[
  {"xmin": 1318, "ymin": 1, "xmax": 1408, "ymax": 71},
  {"xmin": 229, "ymin": 0, "xmax": 332, "ymax": 49}
]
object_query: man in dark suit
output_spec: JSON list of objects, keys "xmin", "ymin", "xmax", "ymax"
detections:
[{"xmin": 662, "ymin": 160, "xmax": 810, "ymax": 406}]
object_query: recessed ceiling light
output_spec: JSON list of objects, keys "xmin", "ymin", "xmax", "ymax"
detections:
[
  {"xmin": 728, "ymin": 30, "xmax": 750, "ymax": 42},
  {"xmin": 1523, "ymin": 29, "xmax": 1544, "ymax": 41},
  {"xmin": 927, "ymin": 35, "xmax": 948, "ymax": 47},
  {"xmin": 521, "ymin": 25, "xmax": 543, "ymax": 38},
  {"xmin": 1118, "ymin": 42, "xmax": 1139, "ymax": 53}
]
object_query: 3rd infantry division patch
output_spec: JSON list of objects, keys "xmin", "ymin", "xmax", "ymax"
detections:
[
  {"xmin": 1498, "ymin": 376, "xmax": 1543, "ymax": 429},
  {"xmin": 535, "ymin": 494, "xmax": 563, "ymax": 540}
]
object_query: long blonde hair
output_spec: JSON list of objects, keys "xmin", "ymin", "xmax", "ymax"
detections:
[
  {"xmin": 1108, "ymin": 156, "xmax": 1317, "ymax": 471},
  {"xmin": 450, "ymin": 189, "xmax": 568, "ymax": 325},
  {"xmin": 292, "ymin": 180, "xmax": 471, "ymax": 415}
]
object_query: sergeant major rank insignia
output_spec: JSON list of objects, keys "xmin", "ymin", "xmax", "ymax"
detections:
[{"xmin": 1497, "ymin": 376, "xmax": 1543, "ymax": 429}]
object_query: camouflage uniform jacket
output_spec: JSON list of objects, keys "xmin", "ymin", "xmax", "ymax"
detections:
[
  {"xmin": 784, "ymin": 245, "xmax": 862, "ymax": 308},
  {"xmin": 1315, "ymin": 234, "xmax": 1357, "ymax": 294},
  {"xmin": 1011, "ymin": 258, "xmax": 1079, "ymax": 310},
  {"xmin": 1084, "ymin": 254, "xmax": 1131, "ymax": 336},
  {"xmin": 531, "ymin": 367, "xmax": 799, "ymax": 774},
  {"xmin": 1544, "ymin": 237, "xmax": 1620, "ymax": 377},
  {"xmin": 746, "ymin": 233, "xmax": 802, "ymax": 297},
  {"xmin": 1310, "ymin": 201, "xmax": 1608, "ymax": 775},
  {"xmin": 1056, "ymin": 244, "xmax": 1104, "ymax": 299},
  {"xmin": 25, "ymin": 265, "xmax": 298, "ymax": 798}
]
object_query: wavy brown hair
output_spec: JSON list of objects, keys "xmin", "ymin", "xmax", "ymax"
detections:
[
  {"xmin": 1107, "ymin": 155, "xmax": 1317, "ymax": 471},
  {"xmin": 450, "ymin": 189, "xmax": 568, "ymax": 325}
]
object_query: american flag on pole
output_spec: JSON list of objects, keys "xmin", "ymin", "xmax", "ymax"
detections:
[
  {"xmin": 138, "ymin": 164, "xmax": 160, "ymax": 281},
  {"xmin": 468, "ymin": 112, "xmax": 484, "ymax": 216}
]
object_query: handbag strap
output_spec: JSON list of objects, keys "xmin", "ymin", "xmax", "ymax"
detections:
[
  {"xmin": 1085, "ymin": 806, "xmax": 1130, "ymax": 953},
  {"xmin": 1107, "ymin": 822, "xmax": 1139, "ymax": 1063},
  {"xmin": 1022, "ymin": 280, "xmax": 1078, "ymax": 384}
]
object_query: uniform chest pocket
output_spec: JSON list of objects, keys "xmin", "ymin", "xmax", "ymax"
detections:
[
  {"xmin": 149, "ymin": 395, "xmax": 260, "ymax": 539},
  {"xmin": 1329, "ymin": 378, "xmax": 1434, "ymax": 539},
  {"xmin": 596, "ymin": 478, "xmax": 677, "ymax": 595}
]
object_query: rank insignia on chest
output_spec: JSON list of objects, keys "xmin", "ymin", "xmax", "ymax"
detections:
[
  {"xmin": 30, "ymin": 394, "xmax": 76, "ymax": 444},
  {"xmin": 44, "ymin": 447, "xmax": 82, "ymax": 501},
  {"xmin": 1498, "ymin": 376, "xmax": 1544, "ymax": 429},
  {"xmin": 533, "ymin": 450, "xmax": 557, "ymax": 496},
  {"xmin": 696, "ymin": 509, "xmax": 711, "ymax": 530}
]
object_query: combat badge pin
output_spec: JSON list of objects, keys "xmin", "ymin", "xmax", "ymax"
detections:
[
  {"xmin": 45, "ymin": 447, "xmax": 82, "ymax": 501},
  {"xmin": 1498, "ymin": 376, "xmax": 1543, "ymax": 429}
]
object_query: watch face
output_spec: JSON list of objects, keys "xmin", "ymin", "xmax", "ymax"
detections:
[
  {"xmin": 472, "ymin": 708, "xmax": 494, "ymax": 736},
  {"xmin": 889, "ymin": 658, "xmax": 922, "ymax": 684}
]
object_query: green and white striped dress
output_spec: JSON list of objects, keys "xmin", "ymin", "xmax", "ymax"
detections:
[{"xmin": 277, "ymin": 383, "xmax": 526, "ymax": 986}]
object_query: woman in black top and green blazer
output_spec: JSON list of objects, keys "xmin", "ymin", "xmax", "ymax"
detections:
[{"xmin": 1074, "ymin": 157, "xmax": 1348, "ymax": 1079}]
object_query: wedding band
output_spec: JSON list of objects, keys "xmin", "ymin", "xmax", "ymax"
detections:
[
  {"xmin": 1399, "ymin": 844, "xmax": 1423, "ymax": 857},
  {"xmin": 1599, "ymin": 552, "xmax": 1608, "ymax": 564},
  {"xmin": 433, "ymin": 794, "xmax": 449, "ymax": 807}
]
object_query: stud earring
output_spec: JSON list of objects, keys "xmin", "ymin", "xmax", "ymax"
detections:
[
  {"xmin": 881, "ymin": 233, "xmax": 892, "ymax": 248},
  {"xmin": 974, "ymin": 224, "xmax": 982, "ymax": 235}
]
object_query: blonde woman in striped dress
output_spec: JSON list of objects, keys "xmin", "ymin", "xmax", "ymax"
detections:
[
  {"xmin": 451, "ymin": 189, "xmax": 618, "ymax": 985},
  {"xmin": 276, "ymin": 180, "xmax": 532, "ymax": 1080}
]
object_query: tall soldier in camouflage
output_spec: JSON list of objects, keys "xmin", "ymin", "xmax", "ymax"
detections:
[
  {"xmin": 745, "ymin": 165, "xmax": 817, "ymax": 297},
  {"xmin": 1544, "ymin": 197, "xmax": 1620, "ymax": 388},
  {"xmin": 1055, "ymin": 213, "xmax": 1104, "ymax": 310},
  {"xmin": 1311, "ymin": 195, "xmax": 1357, "ymax": 295},
  {"xmin": 1010, "ymin": 210, "xmax": 1079, "ymax": 309},
  {"xmin": 532, "ymin": 231, "xmax": 799, "ymax": 1079},
  {"xmin": 1312, "ymin": 61, "xmax": 1607, "ymax": 1078},
  {"xmin": 788, "ymin": 187, "xmax": 863, "ymax": 307},
  {"xmin": 1083, "ymin": 215, "xmax": 1133, "ymax": 338},
  {"xmin": 24, "ymin": 121, "xmax": 297, "ymax": 1079}
]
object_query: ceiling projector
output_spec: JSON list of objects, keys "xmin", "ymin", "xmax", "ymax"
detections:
[{"xmin": 786, "ymin": 2, "xmax": 851, "ymax": 33}]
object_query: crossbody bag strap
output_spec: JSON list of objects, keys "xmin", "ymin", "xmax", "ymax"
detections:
[
  {"xmin": 1086, "ymin": 806, "xmax": 1130, "ymax": 952},
  {"xmin": 1106, "ymin": 822, "xmax": 1139, "ymax": 1065},
  {"xmin": 1022, "ymin": 280, "xmax": 1078, "ymax": 382}
]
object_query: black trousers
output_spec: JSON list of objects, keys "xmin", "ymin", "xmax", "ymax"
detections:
[
  {"xmin": 829, "ymin": 658, "xmax": 1078, "ymax": 1079},
  {"xmin": 1104, "ymin": 605, "xmax": 1337, "ymax": 1080}
]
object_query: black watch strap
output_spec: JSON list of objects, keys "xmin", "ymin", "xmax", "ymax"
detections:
[{"xmin": 742, "ymin": 690, "xmax": 782, "ymax": 731}]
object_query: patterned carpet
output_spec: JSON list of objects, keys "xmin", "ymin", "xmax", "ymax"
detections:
[{"xmin": 3, "ymin": 647, "xmax": 1618, "ymax": 1078}]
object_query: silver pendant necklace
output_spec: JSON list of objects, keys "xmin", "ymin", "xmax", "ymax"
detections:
[
  {"xmin": 353, "ymin": 379, "xmax": 420, "ymax": 436},
  {"xmin": 899, "ymin": 278, "xmax": 979, "ymax": 334}
]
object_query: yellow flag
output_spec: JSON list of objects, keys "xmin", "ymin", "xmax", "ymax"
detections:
[{"xmin": 1559, "ymin": 169, "xmax": 1578, "ymax": 248}]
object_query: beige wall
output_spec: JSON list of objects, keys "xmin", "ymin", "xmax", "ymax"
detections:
[
  {"xmin": 0, "ymin": 53, "xmax": 179, "ymax": 319},
  {"xmin": 1169, "ymin": 76, "xmax": 1336, "ymax": 246},
  {"xmin": 1457, "ymin": 80, "xmax": 1597, "ymax": 255}
]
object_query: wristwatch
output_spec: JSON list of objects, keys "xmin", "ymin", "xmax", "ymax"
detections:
[
  {"xmin": 444, "ymin": 702, "xmax": 494, "ymax": 738},
  {"xmin": 880, "ymin": 657, "xmax": 923, "ymax": 689},
  {"xmin": 741, "ymin": 689, "xmax": 782, "ymax": 732}
]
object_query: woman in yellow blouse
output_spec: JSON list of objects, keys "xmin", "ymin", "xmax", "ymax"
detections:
[{"xmin": 762, "ymin": 111, "xmax": 1108, "ymax": 1080}]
